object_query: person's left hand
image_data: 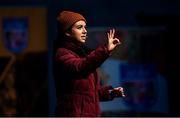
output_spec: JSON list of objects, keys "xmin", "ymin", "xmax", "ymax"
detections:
[
  {"xmin": 109, "ymin": 87, "xmax": 125, "ymax": 97},
  {"xmin": 107, "ymin": 29, "xmax": 121, "ymax": 51}
]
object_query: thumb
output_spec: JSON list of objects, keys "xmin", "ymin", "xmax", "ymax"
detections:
[{"xmin": 113, "ymin": 38, "xmax": 121, "ymax": 45}]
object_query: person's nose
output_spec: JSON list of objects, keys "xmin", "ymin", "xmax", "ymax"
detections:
[{"xmin": 83, "ymin": 27, "xmax": 87, "ymax": 34}]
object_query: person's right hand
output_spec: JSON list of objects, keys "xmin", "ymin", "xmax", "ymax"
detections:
[
  {"xmin": 109, "ymin": 87, "xmax": 125, "ymax": 98},
  {"xmin": 107, "ymin": 29, "xmax": 121, "ymax": 51},
  {"xmin": 113, "ymin": 87, "xmax": 125, "ymax": 97}
]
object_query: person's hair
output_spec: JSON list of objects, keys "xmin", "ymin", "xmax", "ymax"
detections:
[
  {"xmin": 53, "ymin": 22, "xmax": 72, "ymax": 58},
  {"xmin": 56, "ymin": 21, "xmax": 72, "ymax": 45}
]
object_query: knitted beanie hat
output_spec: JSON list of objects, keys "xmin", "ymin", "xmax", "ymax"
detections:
[{"xmin": 57, "ymin": 11, "xmax": 86, "ymax": 32}]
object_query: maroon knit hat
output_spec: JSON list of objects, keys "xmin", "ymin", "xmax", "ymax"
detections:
[{"xmin": 57, "ymin": 11, "xmax": 86, "ymax": 32}]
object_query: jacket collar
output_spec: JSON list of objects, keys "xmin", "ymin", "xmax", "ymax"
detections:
[{"xmin": 61, "ymin": 39, "xmax": 88, "ymax": 57}]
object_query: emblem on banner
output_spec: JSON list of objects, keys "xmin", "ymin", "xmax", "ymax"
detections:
[{"xmin": 2, "ymin": 18, "xmax": 28, "ymax": 54}]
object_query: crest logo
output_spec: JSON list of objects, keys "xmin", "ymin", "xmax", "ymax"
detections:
[{"xmin": 3, "ymin": 18, "xmax": 28, "ymax": 54}]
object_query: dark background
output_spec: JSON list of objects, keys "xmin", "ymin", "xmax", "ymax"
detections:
[{"xmin": 0, "ymin": 0, "xmax": 180, "ymax": 116}]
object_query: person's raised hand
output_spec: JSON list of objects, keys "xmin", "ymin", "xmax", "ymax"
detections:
[{"xmin": 107, "ymin": 29, "xmax": 121, "ymax": 51}]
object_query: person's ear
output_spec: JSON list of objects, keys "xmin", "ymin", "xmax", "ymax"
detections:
[{"xmin": 65, "ymin": 32, "xmax": 71, "ymax": 37}]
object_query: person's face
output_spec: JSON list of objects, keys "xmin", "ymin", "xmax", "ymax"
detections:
[{"xmin": 67, "ymin": 20, "xmax": 87, "ymax": 43}]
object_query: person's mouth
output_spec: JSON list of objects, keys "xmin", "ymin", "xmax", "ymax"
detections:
[
  {"xmin": 81, "ymin": 36, "xmax": 87, "ymax": 39},
  {"xmin": 81, "ymin": 35, "xmax": 87, "ymax": 38}
]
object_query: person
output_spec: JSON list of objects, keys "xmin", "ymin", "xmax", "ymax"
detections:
[{"xmin": 53, "ymin": 10, "xmax": 125, "ymax": 117}]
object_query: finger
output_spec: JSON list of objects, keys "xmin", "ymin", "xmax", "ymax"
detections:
[
  {"xmin": 119, "ymin": 87, "xmax": 124, "ymax": 93},
  {"xmin": 113, "ymin": 38, "xmax": 120, "ymax": 45},
  {"xmin": 115, "ymin": 87, "xmax": 122, "ymax": 89},
  {"xmin": 107, "ymin": 32, "xmax": 109, "ymax": 39},
  {"xmin": 114, "ymin": 87, "xmax": 122, "ymax": 91},
  {"xmin": 119, "ymin": 87, "xmax": 123, "ymax": 91},
  {"xmin": 112, "ymin": 29, "xmax": 115, "ymax": 38},
  {"xmin": 115, "ymin": 38, "xmax": 121, "ymax": 45},
  {"xmin": 109, "ymin": 30, "xmax": 111, "ymax": 39}
]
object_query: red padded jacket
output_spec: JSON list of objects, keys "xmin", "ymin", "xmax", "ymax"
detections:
[{"xmin": 53, "ymin": 41, "xmax": 114, "ymax": 117}]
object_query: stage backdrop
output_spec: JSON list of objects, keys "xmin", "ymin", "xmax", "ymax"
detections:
[{"xmin": 87, "ymin": 27, "xmax": 168, "ymax": 116}]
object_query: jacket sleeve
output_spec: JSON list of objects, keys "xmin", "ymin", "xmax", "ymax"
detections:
[
  {"xmin": 98, "ymin": 85, "xmax": 115, "ymax": 101},
  {"xmin": 56, "ymin": 45, "xmax": 110, "ymax": 77}
]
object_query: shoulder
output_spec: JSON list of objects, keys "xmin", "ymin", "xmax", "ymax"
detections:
[
  {"xmin": 57, "ymin": 47, "xmax": 70, "ymax": 53},
  {"xmin": 56, "ymin": 47, "xmax": 79, "ymax": 57}
]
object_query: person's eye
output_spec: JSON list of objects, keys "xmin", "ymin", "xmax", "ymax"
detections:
[
  {"xmin": 84, "ymin": 26, "xmax": 87, "ymax": 29},
  {"xmin": 77, "ymin": 25, "xmax": 82, "ymax": 29}
]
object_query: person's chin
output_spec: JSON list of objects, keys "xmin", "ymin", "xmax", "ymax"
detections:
[{"xmin": 80, "ymin": 39, "xmax": 86, "ymax": 43}]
